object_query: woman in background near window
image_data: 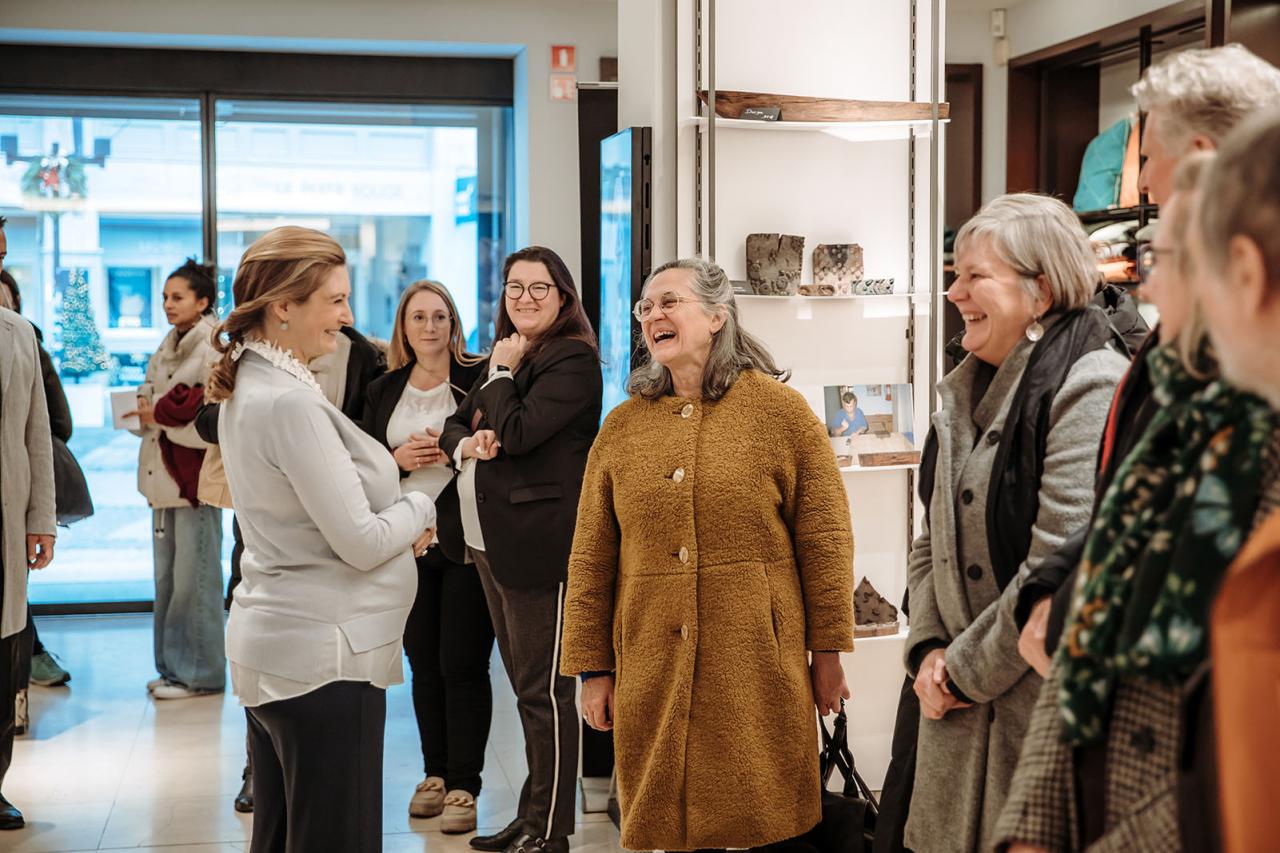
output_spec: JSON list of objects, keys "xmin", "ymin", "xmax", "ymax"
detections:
[
  {"xmin": 361, "ymin": 280, "xmax": 491, "ymax": 834},
  {"xmin": 128, "ymin": 258, "xmax": 224, "ymax": 701}
]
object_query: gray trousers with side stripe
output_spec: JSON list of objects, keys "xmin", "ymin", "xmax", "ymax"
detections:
[{"xmin": 471, "ymin": 548, "xmax": 579, "ymax": 842}]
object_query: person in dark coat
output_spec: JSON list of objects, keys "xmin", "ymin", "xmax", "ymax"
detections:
[{"xmin": 440, "ymin": 246, "xmax": 602, "ymax": 853}]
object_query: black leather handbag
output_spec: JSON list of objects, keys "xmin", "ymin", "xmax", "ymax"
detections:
[
  {"xmin": 805, "ymin": 702, "xmax": 879, "ymax": 853},
  {"xmin": 52, "ymin": 436, "xmax": 94, "ymax": 526}
]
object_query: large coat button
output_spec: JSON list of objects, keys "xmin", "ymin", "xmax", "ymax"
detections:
[
  {"xmin": 986, "ymin": 430, "xmax": 1001, "ymax": 446},
  {"xmin": 672, "ymin": 467, "xmax": 686, "ymax": 483},
  {"xmin": 681, "ymin": 403, "xmax": 694, "ymax": 418},
  {"xmin": 680, "ymin": 624, "xmax": 689, "ymax": 640},
  {"xmin": 961, "ymin": 489, "xmax": 974, "ymax": 505},
  {"xmin": 678, "ymin": 546, "xmax": 690, "ymax": 564},
  {"xmin": 966, "ymin": 564, "xmax": 983, "ymax": 581}
]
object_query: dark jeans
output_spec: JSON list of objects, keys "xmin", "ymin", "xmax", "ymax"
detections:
[
  {"xmin": 402, "ymin": 547, "xmax": 495, "ymax": 795},
  {"xmin": 472, "ymin": 548, "xmax": 578, "ymax": 842},
  {"xmin": 247, "ymin": 681, "xmax": 385, "ymax": 853}
]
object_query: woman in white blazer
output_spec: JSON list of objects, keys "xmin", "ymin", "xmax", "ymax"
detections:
[
  {"xmin": 128, "ymin": 259, "xmax": 224, "ymax": 700},
  {"xmin": 208, "ymin": 227, "xmax": 435, "ymax": 853}
]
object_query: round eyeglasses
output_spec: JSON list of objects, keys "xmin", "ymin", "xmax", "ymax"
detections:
[
  {"xmin": 504, "ymin": 281, "xmax": 553, "ymax": 301},
  {"xmin": 633, "ymin": 293, "xmax": 699, "ymax": 321}
]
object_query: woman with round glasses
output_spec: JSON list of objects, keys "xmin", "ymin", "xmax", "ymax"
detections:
[
  {"xmin": 439, "ymin": 246, "xmax": 601, "ymax": 853},
  {"xmin": 560, "ymin": 258, "xmax": 855, "ymax": 852}
]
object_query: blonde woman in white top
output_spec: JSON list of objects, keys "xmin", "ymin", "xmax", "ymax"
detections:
[
  {"xmin": 208, "ymin": 227, "xmax": 435, "ymax": 853},
  {"xmin": 360, "ymin": 280, "xmax": 490, "ymax": 833}
]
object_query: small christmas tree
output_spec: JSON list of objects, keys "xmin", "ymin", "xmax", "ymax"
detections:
[{"xmin": 58, "ymin": 268, "xmax": 114, "ymax": 381}]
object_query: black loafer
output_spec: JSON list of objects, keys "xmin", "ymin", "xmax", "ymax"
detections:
[
  {"xmin": 0, "ymin": 795, "xmax": 24, "ymax": 830},
  {"xmin": 470, "ymin": 816, "xmax": 523, "ymax": 851},
  {"xmin": 233, "ymin": 768, "xmax": 254, "ymax": 813}
]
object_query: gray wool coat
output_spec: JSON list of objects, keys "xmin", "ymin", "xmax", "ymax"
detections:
[
  {"xmin": 0, "ymin": 308, "xmax": 56, "ymax": 639},
  {"xmin": 903, "ymin": 331, "xmax": 1128, "ymax": 853}
]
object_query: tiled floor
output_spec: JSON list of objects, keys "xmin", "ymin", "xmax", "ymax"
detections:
[{"xmin": 6, "ymin": 614, "xmax": 622, "ymax": 853}]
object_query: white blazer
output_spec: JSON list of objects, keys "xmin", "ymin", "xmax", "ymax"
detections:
[{"xmin": 220, "ymin": 347, "xmax": 433, "ymax": 704}]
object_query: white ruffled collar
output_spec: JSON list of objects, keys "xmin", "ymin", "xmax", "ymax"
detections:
[{"xmin": 232, "ymin": 338, "xmax": 325, "ymax": 397}]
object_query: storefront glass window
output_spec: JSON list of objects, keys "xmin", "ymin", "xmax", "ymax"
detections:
[{"xmin": 1, "ymin": 93, "xmax": 513, "ymax": 605}]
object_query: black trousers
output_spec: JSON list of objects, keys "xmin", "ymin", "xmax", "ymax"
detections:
[
  {"xmin": 246, "ymin": 681, "xmax": 385, "ymax": 853},
  {"xmin": 0, "ymin": 620, "xmax": 33, "ymax": 791},
  {"xmin": 402, "ymin": 547, "xmax": 495, "ymax": 795},
  {"xmin": 471, "ymin": 549, "xmax": 578, "ymax": 842},
  {"xmin": 873, "ymin": 675, "xmax": 920, "ymax": 853}
]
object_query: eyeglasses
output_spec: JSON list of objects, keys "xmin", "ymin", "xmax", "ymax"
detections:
[
  {"xmin": 504, "ymin": 281, "xmax": 553, "ymax": 301},
  {"xmin": 1138, "ymin": 244, "xmax": 1179, "ymax": 286},
  {"xmin": 633, "ymin": 293, "xmax": 699, "ymax": 321}
]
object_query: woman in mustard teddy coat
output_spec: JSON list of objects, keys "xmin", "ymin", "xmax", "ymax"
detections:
[{"xmin": 560, "ymin": 258, "xmax": 855, "ymax": 852}]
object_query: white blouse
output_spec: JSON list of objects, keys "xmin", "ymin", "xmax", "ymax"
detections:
[
  {"xmin": 387, "ymin": 380, "xmax": 457, "ymax": 503},
  {"xmin": 220, "ymin": 342, "xmax": 434, "ymax": 708},
  {"xmin": 454, "ymin": 364, "xmax": 511, "ymax": 553}
]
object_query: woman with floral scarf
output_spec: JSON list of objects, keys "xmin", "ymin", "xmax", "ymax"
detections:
[{"xmin": 994, "ymin": 156, "xmax": 1280, "ymax": 852}]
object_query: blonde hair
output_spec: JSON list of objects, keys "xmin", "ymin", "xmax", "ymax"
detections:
[
  {"xmin": 1198, "ymin": 108, "xmax": 1280, "ymax": 298},
  {"xmin": 207, "ymin": 226, "xmax": 346, "ymax": 401},
  {"xmin": 387, "ymin": 279, "xmax": 483, "ymax": 371},
  {"xmin": 1133, "ymin": 44, "xmax": 1280, "ymax": 150},
  {"xmin": 954, "ymin": 193, "xmax": 1099, "ymax": 313}
]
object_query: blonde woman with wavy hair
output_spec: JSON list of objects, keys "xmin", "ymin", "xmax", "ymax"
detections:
[
  {"xmin": 212, "ymin": 226, "xmax": 436, "ymax": 853},
  {"xmin": 360, "ymin": 280, "xmax": 491, "ymax": 833}
]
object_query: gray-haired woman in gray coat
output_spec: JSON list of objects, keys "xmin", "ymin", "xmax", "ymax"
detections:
[{"xmin": 902, "ymin": 194, "xmax": 1127, "ymax": 852}]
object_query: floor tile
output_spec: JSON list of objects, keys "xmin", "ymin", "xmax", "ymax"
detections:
[{"xmin": 8, "ymin": 614, "xmax": 622, "ymax": 851}]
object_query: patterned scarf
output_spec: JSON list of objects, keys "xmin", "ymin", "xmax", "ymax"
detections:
[{"xmin": 1057, "ymin": 344, "xmax": 1276, "ymax": 745}]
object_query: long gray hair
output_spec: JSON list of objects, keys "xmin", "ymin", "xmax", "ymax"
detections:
[{"xmin": 627, "ymin": 258, "xmax": 788, "ymax": 401}]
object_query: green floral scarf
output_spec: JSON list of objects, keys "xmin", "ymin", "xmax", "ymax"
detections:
[{"xmin": 1058, "ymin": 344, "xmax": 1276, "ymax": 745}]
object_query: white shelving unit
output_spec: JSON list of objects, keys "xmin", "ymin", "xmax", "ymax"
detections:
[{"xmin": 687, "ymin": 0, "xmax": 944, "ymax": 788}]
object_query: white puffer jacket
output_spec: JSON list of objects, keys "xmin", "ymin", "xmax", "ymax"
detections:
[{"xmin": 134, "ymin": 314, "xmax": 218, "ymax": 509}]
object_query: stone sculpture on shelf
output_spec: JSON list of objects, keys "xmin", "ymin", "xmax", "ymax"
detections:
[
  {"xmin": 746, "ymin": 233, "xmax": 804, "ymax": 295},
  {"xmin": 812, "ymin": 243, "xmax": 864, "ymax": 295},
  {"xmin": 854, "ymin": 577, "xmax": 901, "ymax": 638},
  {"xmin": 853, "ymin": 277, "xmax": 896, "ymax": 295}
]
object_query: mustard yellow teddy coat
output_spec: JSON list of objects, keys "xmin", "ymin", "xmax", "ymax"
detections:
[{"xmin": 560, "ymin": 369, "xmax": 855, "ymax": 851}]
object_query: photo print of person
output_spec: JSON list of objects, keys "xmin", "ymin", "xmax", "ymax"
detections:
[{"xmin": 822, "ymin": 383, "xmax": 919, "ymax": 468}]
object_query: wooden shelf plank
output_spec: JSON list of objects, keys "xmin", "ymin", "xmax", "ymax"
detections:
[{"xmin": 699, "ymin": 90, "xmax": 950, "ymax": 122}]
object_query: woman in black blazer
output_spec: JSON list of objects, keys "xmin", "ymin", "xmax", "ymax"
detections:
[
  {"xmin": 440, "ymin": 246, "xmax": 602, "ymax": 853},
  {"xmin": 361, "ymin": 280, "xmax": 491, "ymax": 834}
]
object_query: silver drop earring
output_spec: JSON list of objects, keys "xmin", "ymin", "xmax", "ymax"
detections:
[
  {"xmin": 1025, "ymin": 316, "xmax": 1044, "ymax": 342},
  {"xmin": 281, "ymin": 321, "xmax": 289, "ymax": 331}
]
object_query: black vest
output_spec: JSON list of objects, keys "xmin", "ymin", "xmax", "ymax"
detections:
[{"xmin": 919, "ymin": 306, "xmax": 1125, "ymax": 591}]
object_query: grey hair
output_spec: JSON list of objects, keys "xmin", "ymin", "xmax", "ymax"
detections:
[
  {"xmin": 1162, "ymin": 153, "xmax": 1218, "ymax": 377},
  {"xmin": 627, "ymin": 258, "xmax": 788, "ymax": 401},
  {"xmin": 1133, "ymin": 44, "xmax": 1280, "ymax": 150},
  {"xmin": 953, "ymin": 193, "xmax": 1099, "ymax": 314}
]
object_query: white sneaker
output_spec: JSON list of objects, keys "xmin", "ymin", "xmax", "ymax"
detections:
[
  {"xmin": 14, "ymin": 689, "xmax": 28, "ymax": 737},
  {"xmin": 151, "ymin": 683, "xmax": 220, "ymax": 700},
  {"xmin": 146, "ymin": 677, "xmax": 169, "ymax": 693},
  {"xmin": 409, "ymin": 776, "xmax": 446, "ymax": 818},
  {"xmin": 441, "ymin": 790, "xmax": 477, "ymax": 834}
]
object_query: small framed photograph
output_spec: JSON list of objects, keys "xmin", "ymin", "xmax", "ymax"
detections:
[{"xmin": 822, "ymin": 383, "xmax": 920, "ymax": 468}]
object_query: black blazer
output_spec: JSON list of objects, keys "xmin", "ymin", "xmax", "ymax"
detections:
[
  {"xmin": 439, "ymin": 337, "xmax": 602, "ymax": 589},
  {"xmin": 361, "ymin": 357, "xmax": 487, "ymax": 566}
]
